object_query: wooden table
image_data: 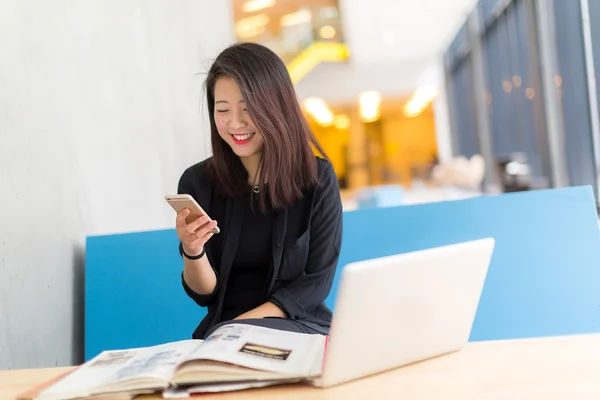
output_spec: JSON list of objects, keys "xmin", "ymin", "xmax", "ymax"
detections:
[{"xmin": 2, "ymin": 334, "xmax": 600, "ymax": 400}]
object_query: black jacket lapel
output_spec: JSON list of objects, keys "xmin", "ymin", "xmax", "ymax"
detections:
[{"xmin": 270, "ymin": 208, "xmax": 287, "ymax": 288}]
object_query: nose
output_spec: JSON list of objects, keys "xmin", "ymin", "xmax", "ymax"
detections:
[{"xmin": 229, "ymin": 111, "xmax": 247, "ymax": 130}]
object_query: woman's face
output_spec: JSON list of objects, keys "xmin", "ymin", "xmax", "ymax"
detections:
[{"xmin": 213, "ymin": 77, "xmax": 264, "ymax": 161}]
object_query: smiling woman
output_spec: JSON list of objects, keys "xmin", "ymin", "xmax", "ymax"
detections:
[
  {"xmin": 213, "ymin": 76, "xmax": 266, "ymax": 168},
  {"xmin": 204, "ymin": 42, "xmax": 327, "ymax": 212},
  {"xmin": 174, "ymin": 42, "xmax": 344, "ymax": 340}
]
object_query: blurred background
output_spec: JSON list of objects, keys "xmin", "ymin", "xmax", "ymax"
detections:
[
  {"xmin": 228, "ymin": 0, "xmax": 600, "ymax": 210},
  {"xmin": 232, "ymin": 0, "xmax": 479, "ymax": 209},
  {"xmin": 2, "ymin": 0, "xmax": 600, "ymax": 369}
]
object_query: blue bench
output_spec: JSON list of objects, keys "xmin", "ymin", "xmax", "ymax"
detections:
[{"xmin": 85, "ymin": 186, "xmax": 600, "ymax": 361}]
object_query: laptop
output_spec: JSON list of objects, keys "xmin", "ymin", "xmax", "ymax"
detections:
[{"xmin": 310, "ymin": 237, "xmax": 495, "ymax": 388}]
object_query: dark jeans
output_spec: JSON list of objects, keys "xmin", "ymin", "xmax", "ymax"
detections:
[{"xmin": 204, "ymin": 317, "xmax": 323, "ymax": 338}]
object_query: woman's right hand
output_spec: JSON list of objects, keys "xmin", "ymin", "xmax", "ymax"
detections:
[{"xmin": 176, "ymin": 209, "xmax": 218, "ymax": 257}]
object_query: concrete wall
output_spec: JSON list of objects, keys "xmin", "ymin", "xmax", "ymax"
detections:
[{"xmin": 0, "ymin": 0, "xmax": 233, "ymax": 369}]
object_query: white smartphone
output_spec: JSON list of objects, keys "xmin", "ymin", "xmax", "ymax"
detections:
[{"xmin": 164, "ymin": 194, "xmax": 220, "ymax": 234}]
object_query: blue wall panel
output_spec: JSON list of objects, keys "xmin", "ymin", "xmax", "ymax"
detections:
[{"xmin": 86, "ymin": 186, "xmax": 600, "ymax": 360}]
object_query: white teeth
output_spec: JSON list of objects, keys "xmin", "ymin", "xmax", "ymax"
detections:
[{"xmin": 233, "ymin": 133, "xmax": 254, "ymax": 141}]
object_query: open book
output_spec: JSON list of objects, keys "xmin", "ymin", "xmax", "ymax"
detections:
[{"xmin": 19, "ymin": 323, "xmax": 327, "ymax": 400}]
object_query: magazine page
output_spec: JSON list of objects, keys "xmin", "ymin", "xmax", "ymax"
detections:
[
  {"xmin": 101, "ymin": 340, "xmax": 201, "ymax": 387},
  {"xmin": 182, "ymin": 323, "xmax": 326, "ymax": 376},
  {"xmin": 38, "ymin": 348, "xmax": 142, "ymax": 400},
  {"xmin": 38, "ymin": 340, "xmax": 201, "ymax": 400}
]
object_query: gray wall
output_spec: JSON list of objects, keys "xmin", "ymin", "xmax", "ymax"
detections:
[{"xmin": 0, "ymin": 0, "xmax": 233, "ymax": 369}]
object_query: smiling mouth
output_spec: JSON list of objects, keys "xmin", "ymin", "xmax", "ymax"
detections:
[{"xmin": 231, "ymin": 132, "xmax": 256, "ymax": 144}]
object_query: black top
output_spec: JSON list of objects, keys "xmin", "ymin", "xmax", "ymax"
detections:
[
  {"xmin": 178, "ymin": 156, "xmax": 343, "ymax": 339},
  {"xmin": 220, "ymin": 191, "xmax": 276, "ymax": 322}
]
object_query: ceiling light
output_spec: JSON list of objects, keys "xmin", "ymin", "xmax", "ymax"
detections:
[
  {"xmin": 281, "ymin": 10, "xmax": 311, "ymax": 27},
  {"xmin": 403, "ymin": 85, "xmax": 437, "ymax": 118},
  {"xmin": 304, "ymin": 97, "xmax": 334, "ymax": 126},
  {"xmin": 235, "ymin": 14, "xmax": 269, "ymax": 38},
  {"xmin": 319, "ymin": 25, "xmax": 337, "ymax": 39},
  {"xmin": 359, "ymin": 91, "xmax": 382, "ymax": 122},
  {"xmin": 334, "ymin": 114, "xmax": 350, "ymax": 130},
  {"xmin": 242, "ymin": 0, "xmax": 275, "ymax": 13},
  {"xmin": 403, "ymin": 104, "xmax": 424, "ymax": 118}
]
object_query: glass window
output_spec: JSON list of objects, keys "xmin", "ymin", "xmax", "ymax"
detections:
[
  {"xmin": 553, "ymin": 0, "xmax": 597, "ymax": 191},
  {"xmin": 449, "ymin": 56, "xmax": 481, "ymax": 157}
]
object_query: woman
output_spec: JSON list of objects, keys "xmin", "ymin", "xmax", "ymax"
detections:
[{"xmin": 175, "ymin": 42, "xmax": 343, "ymax": 339}]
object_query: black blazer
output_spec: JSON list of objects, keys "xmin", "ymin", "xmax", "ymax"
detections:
[{"xmin": 177, "ymin": 156, "xmax": 343, "ymax": 339}]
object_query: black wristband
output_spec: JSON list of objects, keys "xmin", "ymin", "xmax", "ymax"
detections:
[{"xmin": 179, "ymin": 243, "xmax": 205, "ymax": 260}]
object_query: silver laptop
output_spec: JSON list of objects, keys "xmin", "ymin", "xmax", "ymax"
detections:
[{"xmin": 311, "ymin": 238, "xmax": 495, "ymax": 388}]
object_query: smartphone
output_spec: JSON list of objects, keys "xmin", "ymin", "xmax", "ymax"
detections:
[{"xmin": 164, "ymin": 194, "xmax": 220, "ymax": 234}]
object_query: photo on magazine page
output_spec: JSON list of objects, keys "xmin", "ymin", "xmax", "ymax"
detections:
[{"xmin": 239, "ymin": 342, "xmax": 293, "ymax": 361}]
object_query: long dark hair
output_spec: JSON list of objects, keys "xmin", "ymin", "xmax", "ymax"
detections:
[{"xmin": 204, "ymin": 42, "xmax": 327, "ymax": 211}]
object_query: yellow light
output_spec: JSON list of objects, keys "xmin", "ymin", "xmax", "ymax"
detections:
[
  {"xmin": 359, "ymin": 91, "xmax": 381, "ymax": 122},
  {"xmin": 304, "ymin": 97, "xmax": 334, "ymax": 126},
  {"xmin": 403, "ymin": 105, "xmax": 423, "ymax": 118},
  {"xmin": 236, "ymin": 14, "xmax": 269, "ymax": 38},
  {"xmin": 402, "ymin": 85, "xmax": 437, "ymax": 118},
  {"xmin": 334, "ymin": 114, "xmax": 350, "ymax": 130},
  {"xmin": 319, "ymin": 25, "xmax": 337, "ymax": 39},
  {"xmin": 281, "ymin": 10, "xmax": 311, "ymax": 27},
  {"xmin": 242, "ymin": 0, "xmax": 275, "ymax": 13}
]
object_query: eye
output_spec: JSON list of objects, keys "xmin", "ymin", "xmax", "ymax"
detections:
[{"xmin": 216, "ymin": 109, "xmax": 229, "ymax": 114}]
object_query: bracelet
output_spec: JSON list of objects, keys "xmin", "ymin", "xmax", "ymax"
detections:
[{"xmin": 179, "ymin": 243, "xmax": 205, "ymax": 260}]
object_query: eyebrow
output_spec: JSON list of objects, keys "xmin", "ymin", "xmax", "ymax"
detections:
[{"xmin": 215, "ymin": 100, "xmax": 245, "ymax": 104}]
